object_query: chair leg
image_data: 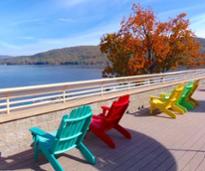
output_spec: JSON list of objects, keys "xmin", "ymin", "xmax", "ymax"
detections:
[
  {"xmin": 41, "ymin": 147, "xmax": 64, "ymax": 171},
  {"xmin": 176, "ymin": 103, "xmax": 188, "ymax": 113},
  {"xmin": 189, "ymin": 97, "xmax": 198, "ymax": 106},
  {"xmin": 150, "ymin": 108, "xmax": 153, "ymax": 114},
  {"xmin": 163, "ymin": 109, "xmax": 176, "ymax": 119},
  {"xmin": 180, "ymin": 100, "xmax": 194, "ymax": 110},
  {"xmin": 77, "ymin": 142, "xmax": 96, "ymax": 164},
  {"xmin": 189, "ymin": 100, "xmax": 197, "ymax": 107},
  {"xmin": 34, "ymin": 142, "xmax": 39, "ymax": 161},
  {"xmin": 91, "ymin": 128, "xmax": 116, "ymax": 148},
  {"xmin": 114, "ymin": 124, "xmax": 131, "ymax": 139},
  {"xmin": 32, "ymin": 136, "xmax": 40, "ymax": 161},
  {"xmin": 172, "ymin": 104, "xmax": 185, "ymax": 114},
  {"xmin": 150, "ymin": 104, "xmax": 155, "ymax": 114}
]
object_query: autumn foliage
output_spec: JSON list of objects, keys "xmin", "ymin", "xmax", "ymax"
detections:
[{"xmin": 100, "ymin": 4, "xmax": 203, "ymax": 77}]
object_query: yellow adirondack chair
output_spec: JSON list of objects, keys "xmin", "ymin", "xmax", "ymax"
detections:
[{"xmin": 150, "ymin": 84, "xmax": 185, "ymax": 119}]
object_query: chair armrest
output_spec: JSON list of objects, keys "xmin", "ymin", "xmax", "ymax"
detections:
[
  {"xmin": 101, "ymin": 106, "xmax": 110, "ymax": 115},
  {"xmin": 30, "ymin": 127, "xmax": 48, "ymax": 136},
  {"xmin": 101, "ymin": 106, "xmax": 110, "ymax": 111},
  {"xmin": 150, "ymin": 96, "xmax": 161, "ymax": 100},
  {"xmin": 160, "ymin": 93, "xmax": 167, "ymax": 98},
  {"xmin": 160, "ymin": 93, "xmax": 170, "ymax": 100},
  {"xmin": 29, "ymin": 127, "xmax": 54, "ymax": 140},
  {"xmin": 170, "ymin": 98, "xmax": 176, "ymax": 102}
]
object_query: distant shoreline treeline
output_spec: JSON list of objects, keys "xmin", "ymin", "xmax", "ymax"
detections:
[{"xmin": 0, "ymin": 63, "xmax": 105, "ymax": 69}]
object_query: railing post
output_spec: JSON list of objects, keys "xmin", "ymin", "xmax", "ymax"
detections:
[
  {"xmin": 148, "ymin": 79, "xmax": 151, "ymax": 85},
  {"xmin": 101, "ymin": 84, "xmax": 104, "ymax": 96},
  {"xmin": 128, "ymin": 82, "xmax": 131, "ymax": 90},
  {"xmin": 162, "ymin": 76, "xmax": 165, "ymax": 83},
  {"xmin": 63, "ymin": 90, "xmax": 66, "ymax": 103},
  {"xmin": 6, "ymin": 97, "xmax": 10, "ymax": 114}
]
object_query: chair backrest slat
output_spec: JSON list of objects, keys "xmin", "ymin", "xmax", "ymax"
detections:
[
  {"xmin": 166, "ymin": 84, "xmax": 184, "ymax": 106},
  {"xmin": 180, "ymin": 82, "xmax": 193, "ymax": 98},
  {"xmin": 189, "ymin": 80, "xmax": 199, "ymax": 97},
  {"xmin": 51, "ymin": 106, "xmax": 92, "ymax": 154}
]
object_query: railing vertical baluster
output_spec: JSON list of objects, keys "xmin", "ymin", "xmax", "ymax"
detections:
[{"xmin": 6, "ymin": 97, "xmax": 10, "ymax": 114}]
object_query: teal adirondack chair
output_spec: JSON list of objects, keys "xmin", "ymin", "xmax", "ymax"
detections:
[{"xmin": 29, "ymin": 106, "xmax": 96, "ymax": 171}]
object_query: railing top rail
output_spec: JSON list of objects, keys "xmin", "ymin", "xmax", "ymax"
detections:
[{"xmin": 0, "ymin": 69, "xmax": 203, "ymax": 95}]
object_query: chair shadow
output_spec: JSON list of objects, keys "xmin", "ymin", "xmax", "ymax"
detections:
[
  {"xmin": 127, "ymin": 108, "xmax": 174, "ymax": 120},
  {"xmin": 189, "ymin": 100, "xmax": 205, "ymax": 113},
  {"xmin": 0, "ymin": 150, "xmax": 47, "ymax": 171},
  {"xmin": 0, "ymin": 129, "xmax": 177, "ymax": 171}
]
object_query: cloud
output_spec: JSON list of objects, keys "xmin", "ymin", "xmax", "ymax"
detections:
[
  {"xmin": 191, "ymin": 13, "xmax": 205, "ymax": 26},
  {"xmin": 0, "ymin": 0, "xmax": 126, "ymax": 56},
  {"xmin": 190, "ymin": 13, "xmax": 205, "ymax": 38},
  {"xmin": 0, "ymin": 41, "xmax": 20, "ymax": 50},
  {"xmin": 10, "ymin": 18, "xmax": 42, "ymax": 26},
  {"xmin": 17, "ymin": 36, "xmax": 36, "ymax": 40},
  {"xmin": 58, "ymin": 0, "xmax": 89, "ymax": 8},
  {"xmin": 156, "ymin": 5, "xmax": 205, "ymax": 38},
  {"xmin": 0, "ymin": 18, "xmax": 120, "ymax": 56},
  {"xmin": 194, "ymin": 29, "xmax": 205, "ymax": 38},
  {"xmin": 158, "ymin": 4, "xmax": 205, "ymax": 20},
  {"xmin": 58, "ymin": 17, "xmax": 76, "ymax": 23},
  {"xmin": 4, "ymin": 0, "xmax": 205, "ymax": 55}
]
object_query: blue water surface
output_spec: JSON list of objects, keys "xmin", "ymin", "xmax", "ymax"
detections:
[{"xmin": 0, "ymin": 65, "xmax": 102, "ymax": 88}]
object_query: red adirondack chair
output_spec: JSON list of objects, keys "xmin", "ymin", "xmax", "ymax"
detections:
[{"xmin": 90, "ymin": 95, "xmax": 132, "ymax": 148}]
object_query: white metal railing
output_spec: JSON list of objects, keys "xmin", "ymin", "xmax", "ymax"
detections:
[{"xmin": 0, "ymin": 69, "xmax": 205, "ymax": 114}]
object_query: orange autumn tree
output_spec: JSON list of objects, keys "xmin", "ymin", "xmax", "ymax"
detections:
[
  {"xmin": 100, "ymin": 4, "xmax": 201, "ymax": 77},
  {"xmin": 100, "ymin": 33, "xmax": 133, "ymax": 77}
]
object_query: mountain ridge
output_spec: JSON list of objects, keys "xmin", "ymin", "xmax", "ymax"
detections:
[{"xmin": 0, "ymin": 45, "xmax": 107, "ymax": 67}]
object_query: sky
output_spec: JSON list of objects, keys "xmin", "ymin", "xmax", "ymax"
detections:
[{"xmin": 0, "ymin": 0, "xmax": 205, "ymax": 56}]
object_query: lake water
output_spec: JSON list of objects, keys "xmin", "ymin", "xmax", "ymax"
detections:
[{"xmin": 0, "ymin": 65, "xmax": 102, "ymax": 88}]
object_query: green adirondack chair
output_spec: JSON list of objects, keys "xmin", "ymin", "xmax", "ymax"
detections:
[
  {"xmin": 29, "ymin": 105, "xmax": 96, "ymax": 171},
  {"xmin": 186, "ymin": 80, "xmax": 199, "ymax": 107},
  {"xmin": 177, "ymin": 80, "xmax": 199, "ymax": 110}
]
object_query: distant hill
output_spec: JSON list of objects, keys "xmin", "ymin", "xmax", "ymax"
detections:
[
  {"xmin": 198, "ymin": 38, "xmax": 205, "ymax": 53},
  {"xmin": 0, "ymin": 46, "xmax": 107, "ymax": 67},
  {"xmin": 0, "ymin": 38, "xmax": 205, "ymax": 67},
  {"xmin": 0, "ymin": 55, "xmax": 12, "ymax": 59}
]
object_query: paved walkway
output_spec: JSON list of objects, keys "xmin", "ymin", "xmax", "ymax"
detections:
[{"xmin": 1, "ymin": 88, "xmax": 205, "ymax": 171}]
